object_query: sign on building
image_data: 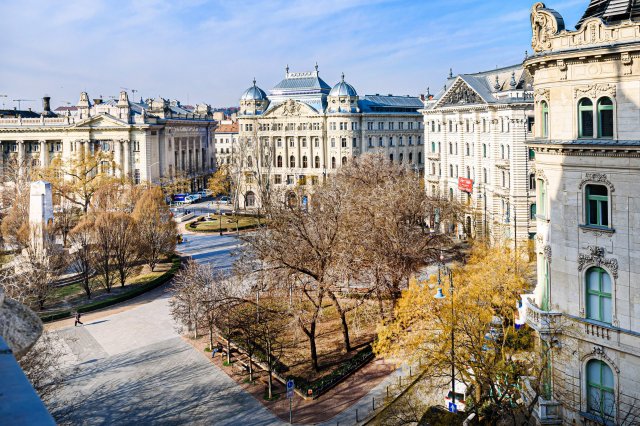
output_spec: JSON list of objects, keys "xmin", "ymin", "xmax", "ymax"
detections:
[{"xmin": 458, "ymin": 177, "xmax": 473, "ymax": 193}]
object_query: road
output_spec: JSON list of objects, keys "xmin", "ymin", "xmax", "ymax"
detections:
[{"xmin": 50, "ymin": 234, "xmax": 284, "ymax": 425}]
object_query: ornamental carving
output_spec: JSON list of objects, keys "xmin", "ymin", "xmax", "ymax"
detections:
[
  {"xmin": 543, "ymin": 245, "xmax": 552, "ymax": 264},
  {"xmin": 578, "ymin": 172, "xmax": 614, "ymax": 192},
  {"xmin": 441, "ymin": 81, "xmax": 483, "ymax": 106},
  {"xmin": 557, "ymin": 59, "xmax": 567, "ymax": 80},
  {"xmin": 590, "ymin": 347, "xmax": 620, "ymax": 373},
  {"xmin": 572, "ymin": 20, "xmax": 613, "ymax": 47},
  {"xmin": 621, "ymin": 52, "xmax": 633, "ymax": 76},
  {"xmin": 531, "ymin": 3, "xmax": 564, "ymax": 53},
  {"xmin": 280, "ymin": 99, "xmax": 303, "ymax": 116},
  {"xmin": 573, "ymin": 83, "xmax": 616, "ymax": 99},
  {"xmin": 578, "ymin": 246, "xmax": 618, "ymax": 278},
  {"xmin": 536, "ymin": 168, "xmax": 548, "ymax": 183}
]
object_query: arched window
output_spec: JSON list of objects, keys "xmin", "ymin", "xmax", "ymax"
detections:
[
  {"xmin": 529, "ymin": 148, "xmax": 536, "ymax": 160},
  {"xmin": 431, "ymin": 163, "xmax": 436, "ymax": 175},
  {"xmin": 586, "ymin": 359, "xmax": 615, "ymax": 418},
  {"xmin": 541, "ymin": 100, "xmax": 549, "ymax": 138},
  {"xmin": 277, "ymin": 155, "xmax": 282, "ymax": 168},
  {"xmin": 586, "ymin": 267, "xmax": 612, "ymax": 323},
  {"xmin": 482, "ymin": 143, "xmax": 487, "ymax": 158},
  {"xmin": 418, "ymin": 152, "xmax": 422, "ymax": 164},
  {"xmin": 289, "ymin": 155, "xmax": 295, "ymax": 168},
  {"xmin": 245, "ymin": 191, "xmax": 256, "ymax": 207},
  {"xmin": 431, "ymin": 141, "xmax": 436, "ymax": 153},
  {"xmin": 530, "ymin": 204, "xmax": 537, "ymax": 219},
  {"xmin": 331, "ymin": 157, "xmax": 336, "ymax": 169},
  {"xmin": 449, "ymin": 188, "xmax": 454, "ymax": 200},
  {"xmin": 598, "ymin": 97, "xmax": 614, "ymax": 138},
  {"xmin": 579, "ymin": 98, "xmax": 594, "ymax": 138},
  {"xmin": 465, "ymin": 143, "xmax": 470, "ymax": 156},
  {"xmin": 408, "ymin": 152, "xmax": 413, "ymax": 163},
  {"xmin": 399, "ymin": 153, "xmax": 403, "ymax": 164},
  {"xmin": 314, "ymin": 156, "xmax": 320, "ymax": 168},
  {"xmin": 466, "ymin": 166, "xmax": 470, "ymax": 179},
  {"xmin": 302, "ymin": 156, "xmax": 308, "ymax": 168},
  {"xmin": 529, "ymin": 174, "xmax": 536, "ymax": 190},
  {"xmin": 449, "ymin": 164, "xmax": 453, "ymax": 177},
  {"xmin": 585, "ymin": 184, "xmax": 609, "ymax": 227},
  {"xmin": 449, "ymin": 142, "xmax": 453, "ymax": 154},
  {"xmin": 483, "ymin": 168, "xmax": 488, "ymax": 183},
  {"xmin": 341, "ymin": 156, "xmax": 347, "ymax": 166},
  {"xmin": 502, "ymin": 171, "xmax": 506, "ymax": 187},
  {"xmin": 501, "ymin": 145, "xmax": 505, "ymax": 159},
  {"xmin": 389, "ymin": 153, "xmax": 394, "ymax": 163},
  {"xmin": 247, "ymin": 156, "xmax": 253, "ymax": 167}
]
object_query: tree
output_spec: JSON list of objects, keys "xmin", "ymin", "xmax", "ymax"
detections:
[
  {"xmin": 132, "ymin": 186, "xmax": 177, "ymax": 271},
  {"xmin": 92, "ymin": 212, "xmax": 117, "ymax": 293},
  {"xmin": 254, "ymin": 296, "xmax": 290, "ymax": 400},
  {"xmin": 68, "ymin": 219, "xmax": 94, "ymax": 299},
  {"xmin": 110, "ymin": 212, "xmax": 139, "ymax": 287},
  {"xmin": 170, "ymin": 261, "xmax": 206, "ymax": 339},
  {"xmin": 39, "ymin": 150, "xmax": 115, "ymax": 214},
  {"xmin": 374, "ymin": 243, "xmax": 537, "ymax": 424},
  {"xmin": 53, "ymin": 201, "xmax": 80, "ymax": 247},
  {"xmin": 207, "ymin": 164, "xmax": 231, "ymax": 197},
  {"xmin": 228, "ymin": 301, "xmax": 261, "ymax": 383}
]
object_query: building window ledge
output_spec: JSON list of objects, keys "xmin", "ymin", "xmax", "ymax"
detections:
[
  {"xmin": 579, "ymin": 411, "xmax": 615, "ymax": 426},
  {"xmin": 579, "ymin": 224, "xmax": 615, "ymax": 235}
]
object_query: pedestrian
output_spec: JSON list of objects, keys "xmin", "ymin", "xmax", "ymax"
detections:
[{"xmin": 74, "ymin": 311, "xmax": 84, "ymax": 327}]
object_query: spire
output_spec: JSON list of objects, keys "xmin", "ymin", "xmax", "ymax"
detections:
[
  {"xmin": 315, "ymin": 62, "xmax": 319, "ymax": 72},
  {"xmin": 253, "ymin": 78, "xmax": 256, "ymax": 87},
  {"xmin": 494, "ymin": 75, "xmax": 500, "ymax": 91},
  {"xmin": 449, "ymin": 68, "xmax": 453, "ymax": 78},
  {"xmin": 341, "ymin": 72, "xmax": 345, "ymax": 82},
  {"xmin": 426, "ymin": 87, "xmax": 431, "ymax": 97},
  {"xmin": 286, "ymin": 64, "xmax": 289, "ymax": 75}
]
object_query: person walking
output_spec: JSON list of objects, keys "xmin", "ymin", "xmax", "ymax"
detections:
[{"xmin": 74, "ymin": 312, "xmax": 84, "ymax": 327}]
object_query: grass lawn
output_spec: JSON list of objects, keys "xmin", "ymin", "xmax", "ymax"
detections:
[{"xmin": 187, "ymin": 215, "xmax": 262, "ymax": 232}]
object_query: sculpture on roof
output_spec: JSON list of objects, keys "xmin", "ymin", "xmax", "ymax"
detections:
[
  {"xmin": 531, "ymin": 3, "xmax": 566, "ymax": 53},
  {"xmin": 442, "ymin": 81, "xmax": 483, "ymax": 106}
]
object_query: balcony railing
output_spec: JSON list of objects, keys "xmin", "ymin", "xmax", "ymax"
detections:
[
  {"xmin": 427, "ymin": 151, "xmax": 440, "ymax": 160},
  {"xmin": 584, "ymin": 322, "xmax": 612, "ymax": 341},
  {"xmin": 495, "ymin": 158, "xmax": 510, "ymax": 168},
  {"xmin": 524, "ymin": 298, "xmax": 562, "ymax": 339}
]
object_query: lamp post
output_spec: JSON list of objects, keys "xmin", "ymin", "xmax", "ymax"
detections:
[{"xmin": 434, "ymin": 254, "xmax": 457, "ymax": 413}]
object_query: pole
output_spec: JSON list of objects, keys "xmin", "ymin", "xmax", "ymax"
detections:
[
  {"xmin": 218, "ymin": 200, "xmax": 222, "ymax": 236},
  {"xmin": 289, "ymin": 398, "xmax": 292, "ymax": 424},
  {"xmin": 450, "ymin": 271, "xmax": 455, "ymax": 411}
]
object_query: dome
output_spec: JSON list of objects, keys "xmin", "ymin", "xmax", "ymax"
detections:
[
  {"xmin": 241, "ymin": 79, "xmax": 267, "ymax": 101},
  {"xmin": 330, "ymin": 73, "xmax": 357, "ymax": 97}
]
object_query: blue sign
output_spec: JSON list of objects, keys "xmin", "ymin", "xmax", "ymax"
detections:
[
  {"xmin": 448, "ymin": 402, "xmax": 458, "ymax": 413},
  {"xmin": 287, "ymin": 379, "xmax": 295, "ymax": 399}
]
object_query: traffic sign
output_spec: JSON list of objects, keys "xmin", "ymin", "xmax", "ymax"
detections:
[
  {"xmin": 448, "ymin": 402, "xmax": 458, "ymax": 413},
  {"xmin": 287, "ymin": 379, "xmax": 295, "ymax": 399}
]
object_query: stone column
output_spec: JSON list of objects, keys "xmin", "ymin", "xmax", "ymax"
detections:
[
  {"xmin": 17, "ymin": 140, "xmax": 25, "ymax": 176},
  {"xmin": 84, "ymin": 140, "xmax": 91, "ymax": 157},
  {"xmin": 114, "ymin": 140, "xmax": 122, "ymax": 177},
  {"xmin": 123, "ymin": 140, "xmax": 131, "ymax": 178},
  {"xmin": 39, "ymin": 140, "xmax": 47, "ymax": 169}
]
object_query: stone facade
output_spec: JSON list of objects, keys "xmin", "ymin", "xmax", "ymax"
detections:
[
  {"xmin": 523, "ymin": 2, "xmax": 640, "ymax": 424},
  {"xmin": 236, "ymin": 67, "xmax": 424, "ymax": 208},
  {"xmin": 0, "ymin": 91, "xmax": 216, "ymax": 195},
  {"xmin": 421, "ymin": 66, "xmax": 536, "ymax": 242}
]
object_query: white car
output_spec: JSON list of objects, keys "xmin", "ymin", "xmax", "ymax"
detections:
[{"xmin": 444, "ymin": 381, "xmax": 468, "ymax": 413}]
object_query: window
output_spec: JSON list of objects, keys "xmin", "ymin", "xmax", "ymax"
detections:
[
  {"xmin": 314, "ymin": 138, "xmax": 319, "ymax": 147},
  {"xmin": 418, "ymin": 152, "xmax": 422, "ymax": 164},
  {"xmin": 529, "ymin": 174, "xmax": 536, "ymax": 190},
  {"xmin": 302, "ymin": 138, "xmax": 307, "ymax": 148},
  {"xmin": 134, "ymin": 169, "xmax": 141, "ymax": 184},
  {"xmin": 302, "ymin": 156, "xmax": 308, "ymax": 168},
  {"xmin": 342, "ymin": 156, "xmax": 347, "ymax": 166},
  {"xmin": 399, "ymin": 122, "xmax": 404, "ymax": 130},
  {"xmin": 378, "ymin": 122, "xmax": 384, "ymax": 130},
  {"xmin": 331, "ymin": 157, "xmax": 336, "ymax": 168},
  {"xmin": 351, "ymin": 122, "xmax": 358, "ymax": 131},
  {"xmin": 389, "ymin": 122, "xmax": 394, "ymax": 130},
  {"xmin": 537, "ymin": 179, "xmax": 547, "ymax": 217},
  {"xmin": 587, "ymin": 360, "xmax": 615, "ymax": 419},
  {"xmin": 277, "ymin": 138, "xmax": 282, "ymax": 148},
  {"xmin": 341, "ymin": 138, "xmax": 347, "ymax": 148},
  {"xmin": 598, "ymin": 97, "xmax": 614, "ymax": 138},
  {"xmin": 585, "ymin": 184, "xmax": 609, "ymax": 227},
  {"xmin": 314, "ymin": 156, "xmax": 320, "ymax": 168},
  {"xmin": 529, "ymin": 148, "xmax": 535, "ymax": 160},
  {"xmin": 379, "ymin": 137, "xmax": 383, "ymax": 147},
  {"xmin": 579, "ymin": 98, "xmax": 594, "ymax": 138},
  {"xmin": 449, "ymin": 165, "xmax": 453, "ymax": 177},
  {"xmin": 586, "ymin": 267, "xmax": 612, "ymax": 324},
  {"xmin": 277, "ymin": 155, "xmax": 282, "ymax": 167},
  {"xmin": 289, "ymin": 138, "xmax": 295, "ymax": 148},
  {"xmin": 389, "ymin": 137, "xmax": 394, "ymax": 147},
  {"xmin": 541, "ymin": 101, "xmax": 549, "ymax": 138},
  {"xmin": 331, "ymin": 138, "xmax": 336, "ymax": 148},
  {"xmin": 389, "ymin": 153, "xmax": 393, "ymax": 163},
  {"xmin": 465, "ymin": 143, "xmax": 470, "ymax": 156},
  {"xmin": 352, "ymin": 138, "xmax": 357, "ymax": 148},
  {"xmin": 483, "ymin": 168, "xmax": 488, "ymax": 183},
  {"xmin": 367, "ymin": 122, "xmax": 374, "ymax": 130},
  {"xmin": 274, "ymin": 174, "xmax": 282, "ymax": 184},
  {"xmin": 431, "ymin": 142, "xmax": 436, "ymax": 153},
  {"xmin": 289, "ymin": 155, "xmax": 295, "ymax": 167},
  {"xmin": 368, "ymin": 137, "xmax": 373, "ymax": 148},
  {"xmin": 482, "ymin": 144, "xmax": 487, "ymax": 158},
  {"xmin": 530, "ymin": 204, "xmax": 537, "ymax": 219},
  {"xmin": 247, "ymin": 156, "xmax": 253, "ymax": 167},
  {"xmin": 507, "ymin": 145, "xmax": 510, "ymax": 159},
  {"xmin": 449, "ymin": 143, "xmax": 453, "ymax": 154},
  {"xmin": 501, "ymin": 145, "xmax": 505, "ymax": 159},
  {"xmin": 399, "ymin": 136, "xmax": 403, "ymax": 146},
  {"xmin": 408, "ymin": 152, "xmax": 413, "ymax": 163},
  {"xmin": 399, "ymin": 153, "xmax": 403, "ymax": 164},
  {"xmin": 466, "ymin": 167, "xmax": 470, "ymax": 179}
]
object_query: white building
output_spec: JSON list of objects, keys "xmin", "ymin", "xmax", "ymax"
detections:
[
  {"xmin": 523, "ymin": 1, "xmax": 640, "ymax": 424},
  {"xmin": 421, "ymin": 66, "xmax": 535, "ymax": 242},
  {"xmin": 236, "ymin": 66, "xmax": 425, "ymax": 208},
  {"xmin": 0, "ymin": 91, "xmax": 216, "ymax": 192}
]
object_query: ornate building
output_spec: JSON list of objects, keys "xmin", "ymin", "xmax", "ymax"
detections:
[
  {"xmin": 421, "ymin": 66, "xmax": 535, "ymax": 242},
  {"xmin": 0, "ymin": 92, "xmax": 216, "ymax": 193},
  {"xmin": 523, "ymin": 1, "xmax": 640, "ymax": 424},
  {"xmin": 236, "ymin": 66, "xmax": 424, "ymax": 208}
]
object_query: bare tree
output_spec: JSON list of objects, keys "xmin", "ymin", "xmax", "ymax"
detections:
[
  {"xmin": 68, "ymin": 219, "xmax": 94, "ymax": 299},
  {"xmin": 170, "ymin": 261, "xmax": 206, "ymax": 339},
  {"xmin": 92, "ymin": 212, "xmax": 117, "ymax": 293},
  {"xmin": 110, "ymin": 212, "xmax": 139, "ymax": 287}
]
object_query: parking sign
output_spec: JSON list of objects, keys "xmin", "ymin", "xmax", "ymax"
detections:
[{"xmin": 287, "ymin": 379, "xmax": 294, "ymax": 399}]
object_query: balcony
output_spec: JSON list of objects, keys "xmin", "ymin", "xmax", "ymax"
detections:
[
  {"xmin": 495, "ymin": 158, "xmax": 510, "ymax": 169},
  {"xmin": 523, "ymin": 297, "xmax": 562, "ymax": 340},
  {"xmin": 427, "ymin": 151, "xmax": 440, "ymax": 160},
  {"xmin": 426, "ymin": 175, "xmax": 440, "ymax": 183}
]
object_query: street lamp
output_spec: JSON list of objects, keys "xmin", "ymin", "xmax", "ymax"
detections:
[{"xmin": 434, "ymin": 254, "xmax": 457, "ymax": 414}]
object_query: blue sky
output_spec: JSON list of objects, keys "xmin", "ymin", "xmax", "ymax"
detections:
[{"xmin": 0, "ymin": 0, "xmax": 587, "ymax": 109}]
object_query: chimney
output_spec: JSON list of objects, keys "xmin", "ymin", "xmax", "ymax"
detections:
[{"xmin": 42, "ymin": 96, "xmax": 51, "ymax": 112}]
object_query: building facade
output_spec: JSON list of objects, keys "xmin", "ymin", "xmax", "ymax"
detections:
[
  {"xmin": 236, "ymin": 67, "xmax": 424, "ymax": 208},
  {"xmin": 422, "ymin": 66, "xmax": 536, "ymax": 242},
  {"xmin": 212, "ymin": 121, "xmax": 238, "ymax": 167},
  {"xmin": 0, "ymin": 91, "xmax": 216, "ymax": 193},
  {"xmin": 523, "ymin": 1, "xmax": 640, "ymax": 424}
]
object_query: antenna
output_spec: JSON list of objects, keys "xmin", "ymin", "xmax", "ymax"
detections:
[
  {"xmin": 120, "ymin": 87, "xmax": 138, "ymax": 98},
  {"xmin": 0, "ymin": 95, "xmax": 7, "ymax": 108},
  {"xmin": 12, "ymin": 99, "xmax": 36, "ymax": 109}
]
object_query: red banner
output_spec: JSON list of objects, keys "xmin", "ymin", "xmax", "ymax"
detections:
[{"xmin": 458, "ymin": 177, "xmax": 473, "ymax": 193}]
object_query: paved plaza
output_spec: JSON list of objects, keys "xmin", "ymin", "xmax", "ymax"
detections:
[{"xmin": 51, "ymin": 234, "xmax": 284, "ymax": 425}]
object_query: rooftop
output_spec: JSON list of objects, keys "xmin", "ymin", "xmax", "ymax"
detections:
[{"xmin": 577, "ymin": 0, "xmax": 640, "ymax": 28}]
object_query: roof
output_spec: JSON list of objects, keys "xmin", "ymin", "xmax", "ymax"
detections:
[
  {"xmin": 330, "ymin": 75, "xmax": 358, "ymax": 97},
  {"xmin": 215, "ymin": 122, "xmax": 238, "ymax": 133},
  {"xmin": 577, "ymin": 0, "xmax": 640, "ymax": 28},
  {"xmin": 54, "ymin": 106, "xmax": 77, "ymax": 112},
  {"xmin": 270, "ymin": 71, "xmax": 331, "ymax": 95},
  {"xmin": 359, "ymin": 95, "xmax": 423, "ymax": 114},
  {"xmin": 241, "ymin": 84, "xmax": 268, "ymax": 101},
  {"xmin": 0, "ymin": 109, "xmax": 41, "ymax": 118}
]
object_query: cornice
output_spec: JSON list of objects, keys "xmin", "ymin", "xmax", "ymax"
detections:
[{"xmin": 528, "ymin": 141, "xmax": 640, "ymax": 157}]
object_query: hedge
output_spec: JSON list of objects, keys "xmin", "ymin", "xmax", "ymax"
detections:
[
  {"xmin": 40, "ymin": 256, "xmax": 181, "ymax": 323},
  {"xmin": 186, "ymin": 222, "xmax": 264, "ymax": 233}
]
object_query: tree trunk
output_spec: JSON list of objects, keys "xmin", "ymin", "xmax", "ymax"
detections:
[
  {"xmin": 226, "ymin": 325, "xmax": 231, "ymax": 364},
  {"xmin": 208, "ymin": 324, "xmax": 214, "ymax": 353},
  {"xmin": 328, "ymin": 291, "xmax": 351, "ymax": 352},
  {"xmin": 248, "ymin": 353, "xmax": 253, "ymax": 382},
  {"xmin": 308, "ymin": 321, "xmax": 319, "ymax": 371}
]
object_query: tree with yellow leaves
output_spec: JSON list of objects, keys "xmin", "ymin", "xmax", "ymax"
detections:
[
  {"xmin": 374, "ymin": 243, "xmax": 544, "ymax": 424},
  {"xmin": 207, "ymin": 164, "xmax": 230, "ymax": 197}
]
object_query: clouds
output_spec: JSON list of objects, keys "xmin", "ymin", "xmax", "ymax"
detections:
[{"xmin": 0, "ymin": 0, "xmax": 586, "ymax": 109}]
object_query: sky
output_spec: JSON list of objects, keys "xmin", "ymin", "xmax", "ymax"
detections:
[{"xmin": 0, "ymin": 0, "xmax": 588, "ymax": 110}]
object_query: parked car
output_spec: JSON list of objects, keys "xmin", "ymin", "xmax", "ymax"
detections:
[
  {"xmin": 183, "ymin": 195, "xmax": 198, "ymax": 204},
  {"xmin": 173, "ymin": 193, "xmax": 188, "ymax": 202},
  {"xmin": 217, "ymin": 196, "xmax": 230, "ymax": 204},
  {"xmin": 444, "ymin": 381, "xmax": 469, "ymax": 413}
]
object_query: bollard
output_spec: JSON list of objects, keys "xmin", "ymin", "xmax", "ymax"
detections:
[
  {"xmin": 356, "ymin": 408, "xmax": 359, "ymax": 422},
  {"xmin": 373, "ymin": 397, "xmax": 375, "ymax": 410},
  {"xmin": 387, "ymin": 385, "xmax": 389, "ymax": 398},
  {"xmin": 410, "ymin": 366, "xmax": 412, "ymax": 377}
]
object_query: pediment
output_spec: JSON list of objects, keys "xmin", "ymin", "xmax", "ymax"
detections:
[
  {"xmin": 74, "ymin": 113, "xmax": 130, "ymax": 128},
  {"xmin": 435, "ymin": 78, "xmax": 486, "ymax": 108},
  {"xmin": 263, "ymin": 99, "xmax": 319, "ymax": 117}
]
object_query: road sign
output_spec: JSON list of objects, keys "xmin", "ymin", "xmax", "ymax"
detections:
[
  {"xmin": 448, "ymin": 402, "xmax": 458, "ymax": 413},
  {"xmin": 287, "ymin": 379, "xmax": 295, "ymax": 399}
]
